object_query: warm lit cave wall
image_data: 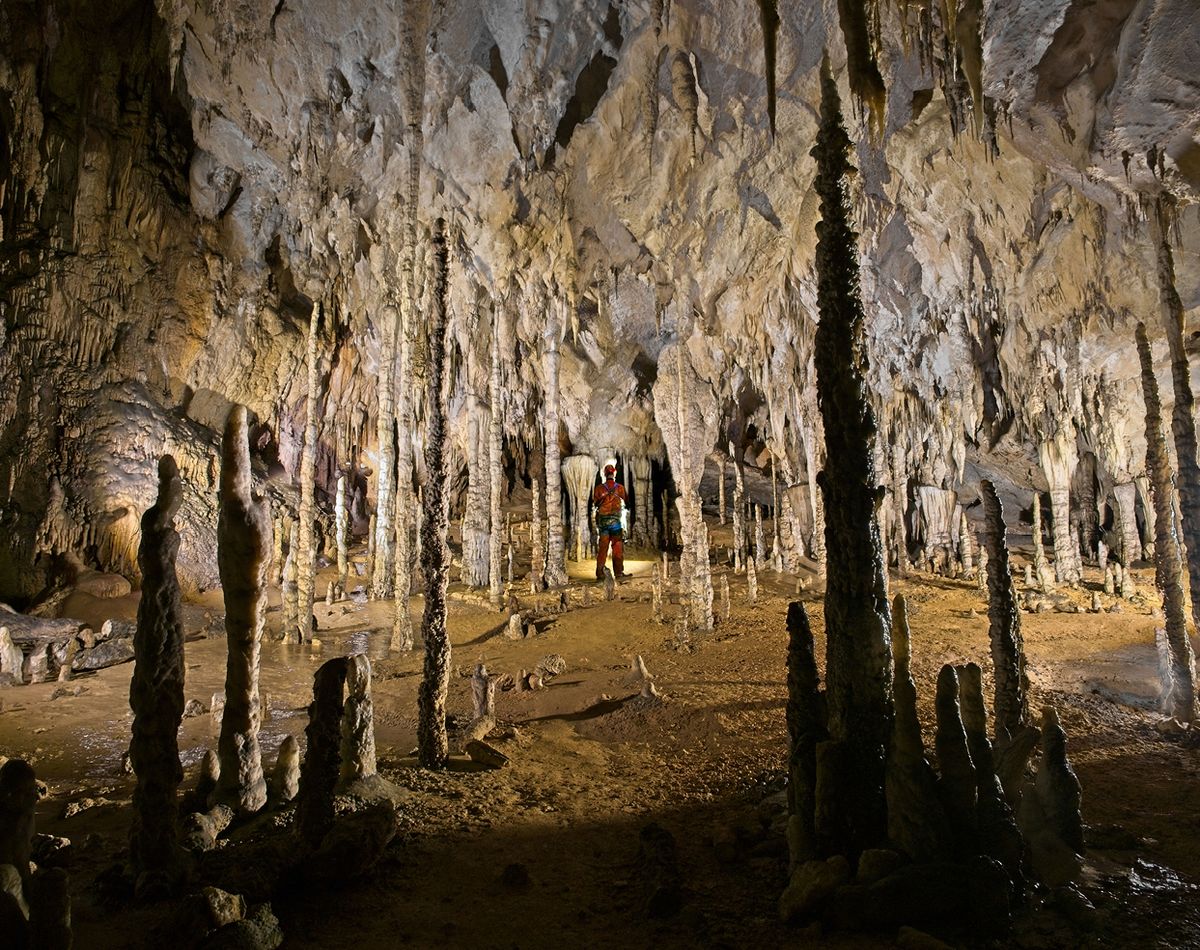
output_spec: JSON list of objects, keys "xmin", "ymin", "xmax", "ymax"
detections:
[{"xmin": 1, "ymin": 0, "xmax": 1198, "ymax": 602}]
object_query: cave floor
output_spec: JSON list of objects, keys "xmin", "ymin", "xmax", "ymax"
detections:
[{"xmin": 3, "ymin": 547, "xmax": 1200, "ymax": 948}]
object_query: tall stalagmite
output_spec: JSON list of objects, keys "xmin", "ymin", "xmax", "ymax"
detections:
[
  {"xmin": 809, "ymin": 57, "xmax": 893, "ymax": 858},
  {"xmin": 785, "ymin": 601, "xmax": 825, "ymax": 865},
  {"xmin": 418, "ymin": 218, "xmax": 452, "ymax": 767},
  {"xmin": 295, "ymin": 304, "xmax": 323, "ymax": 642},
  {"xmin": 542, "ymin": 295, "xmax": 569, "ymax": 588},
  {"xmin": 128, "ymin": 455, "xmax": 187, "ymax": 894},
  {"xmin": 1136, "ymin": 323, "xmax": 1197, "ymax": 722},
  {"xmin": 1152, "ymin": 198, "xmax": 1200, "ymax": 634},
  {"xmin": 981, "ymin": 480, "xmax": 1031, "ymax": 739},
  {"xmin": 298, "ymin": 657, "xmax": 347, "ymax": 847},
  {"xmin": 214, "ymin": 406, "xmax": 271, "ymax": 813},
  {"xmin": 335, "ymin": 473, "xmax": 349, "ymax": 597}
]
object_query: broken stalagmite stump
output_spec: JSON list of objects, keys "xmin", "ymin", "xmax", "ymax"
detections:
[
  {"xmin": 298, "ymin": 657, "xmax": 348, "ymax": 848},
  {"xmin": 785, "ymin": 602, "xmax": 826, "ymax": 867},
  {"xmin": 885, "ymin": 595, "xmax": 951, "ymax": 863},
  {"xmin": 215, "ymin": 406, "xmax": 271, "ymax": 814},
  {"xmin": 339, "ymin": 654, "xmax": 377, "ymax": 787},
  {"xmin": 129, "ymin": 455, "xmax": 188, "ymax": 895}
]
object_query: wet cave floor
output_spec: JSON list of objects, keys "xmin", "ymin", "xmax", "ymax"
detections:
[{"xmin": 3, "ymin": 532, "xmax": 1200, "ymax": 949}]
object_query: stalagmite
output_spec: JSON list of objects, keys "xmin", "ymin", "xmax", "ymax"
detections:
[
  {"xmin": 1114, "ymin": 482, "xmax": 1141, "ymax": 565},
  {"xmin": 1152, "ymin": 198, "xmax": 1200, "ymax": 635},
  {"xmin": 298, "ymin": 657, "xmax": 347, "ymax": 847},
  {"xmin": 28, "ymin": 868, "xmax": 71, "ymax": 950},
  {"xmin": 977, "ymin": 543, "xmax": 988, "ymax": 593},
  {"xmin": 809, "ymin": 56, "xmax": 892, "ymax": 859},
  {"xmin": 542, "ymin": 297, "xmax": 569, "ymax": 588},
  {"xmin": 214, "ymin": 406, "xmax": 271, "ymax": 814},
  {"xmin": 0, "ymin": 759, "xmax": 38, "ymax": 887},
  {"xmin": 365, "ymin": 513, "xmax": 377, "ymax": 590},
  {"xmin": 372, "ymin": 302, "xmax": 399, "ymax": 600},
  {"xmin": 785, "ymin": 602, "xmax": 826, "ymax": 866},
  {"xmin": 1030, "ymin": 493, "xmax": 1053, "ymax": 592},
  {"xmin": 296, "ymin": 304, "xmax": 323, "ymax": 641},
  {"xmin": 716, "ymin": 453, "xmax": 727, "ymax": 525},
  {"xmin": 128, "ymin": 455, "xmax": 187, "ymax": 894},
  {"xmin": 746, "ymin": 558, "xmax": 758, "ymax": 604},
  {"xmin": 562, "ymin": 455, "xmax": 597, "ymax": 562},
  {"xmin": 1034, "ymin": 706, "xmax": 1084, "ymax": 854},
  {"xmin": 959, "ymin": 510, "xmax": 974, "ymax": 574},
  {"xmin": 488, "ymin": 303, "xmax": 504, "ymax": 607},
  {"xmin": 271, "ymin": 736, "xmax": 300, "ymax": 804},
  {"xmin": 981, "ymin": 481, "xmax": 1032, "ymax": 741},
  {"xmin": 339, "ymin": 654, "xmax": 377, "ymax": 786},
  {"xmin": 461, "ymin": 401, "xmax": 492, "ymax": 588},
  {"xmin": 1136, "ymin": 323, "xmax": 1196, "ymax": 722},
  {"xmin": 272, "ymin": 515, "xmax": 284, "ymax": 584},
  {"xmin": 472, "ymin": 662, "xmax": 497, "ymax": 725},
  {"xmin": 651, "ymin": 567, "xmax": 664, "ymax": 623},
  {"xmin": 628, "ymin": 455, "xmax": 652, "ymax": 546},
  {"xmin": 335, "ymin": 474, "xmax": 348, "ymax": 598},
  {"xmin": 282, "ymin": 521, "xmax": 299, "ymax": 640},
  {"xmin": 754, "ymin": 504, "xmax": 767, "ymax": 569},
  {"xmin": 934, "ymin": 664, "xmax": 978, "ymax": 850},
  {"xmin": 604, "ymin": 569, "xmax": 616, "ymax": 601},
  {"xmin": 418, "ymin": 219, "xmax": 453, "ymax": 768},
  {"xmin": 731, "ymin": 442, "xmax": 746, "ymax": 571},
  {"xmin": 720, "ymin": 575, "xmax": 730, "ymax": 621},
  {"xmin": 530, "ymin": 479, "xmax": 544, "ymax": 593}
]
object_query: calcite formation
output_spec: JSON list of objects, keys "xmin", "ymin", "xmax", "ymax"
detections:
[
  {"xmin": 128, "ymin": 455, "xmax": 187, "ymax": 894},
  {"xmin": 215, "ymin": 407, "xmax": 271, "ymax": 813}
]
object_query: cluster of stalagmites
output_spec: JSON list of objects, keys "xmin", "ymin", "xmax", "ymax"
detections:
[
  {"xmin": 113, "ymin": 406, "xmax": 407, "ymax": 948},
  {"xmin": 777, "ymin": 62, "xmax": 1085, "ymax": 941}
]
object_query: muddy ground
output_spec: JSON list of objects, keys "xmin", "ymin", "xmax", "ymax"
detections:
[{"xmin": 3, "ymin": 535, "xmax": 1200, "ymax": 949}]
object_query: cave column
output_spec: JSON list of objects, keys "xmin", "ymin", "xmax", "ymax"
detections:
[
  {"xmin": 1136, "ymin": 323, "xmax": 1197, "ymax": 722},
  {"xmin": 730, "ymin": 441, "xmax": 746, "ymax": 572},
  {"xmin": 541, "ymin": 294, "xmax": 568, "ymax": 588},
  {"xmin": 488, "ymin": 300, "xmax": 505, "ymax": 607},
  {"xmin": 1039, "ymin": 430, "xmax": 1082, "ymax": 586},
  {"xmin": 417, "ymin": 218, "xmax": 452, "ymax": 766},
  {"xmin": 562, "ymin": 456, "xmax": 597, "ymax": 562},
  {"xmin": 460, "ymin": 395, "xmax": 491, "ymax": 587},
  {"xmin": 1152, "ymin": 197, "xmax": 1200, "ymax": 632},
  {"xmin": 371, "ymin": 303, "xmax": 399, "ymax": 599},
  {"xmin": 295, "ymin": 303, "xmax": 324, "ymax": 642},
  {"xmin": 628, "ymin": 455, "xmax": 652, "ymax": 547},
  {"xmin": 1114, "ymin": 481, "xmax": 1142, "ymax": 565},
  {"xmin": 335, "ymin": 472, "xmax": 348, "ymax": 598}
]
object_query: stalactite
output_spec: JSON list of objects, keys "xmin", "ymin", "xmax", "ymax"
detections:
[
  {"xmin": 1136, "ymin": 323, "xmax": 1197, "ymax": 722},
  {"xmin": 215, "ymin": 406, "xmax": 271, "ymax": 814},
  {"xmin": 1152, "ymin": 198, "xmax": 1200, "ymax": 635},
  {"xmin": 756, "ymin": 0, "xmax": 780, "ymax": 138},
  {"xmin": 809, "ymin": 55, "xmax": 892, "ymax": 859},
  {"xmin": 981, "ymin": 480, "xmax": 1031, "ymax": 741},
  {"xmin": 296, "ymin": 304, "xmax": 323, "ymax": 643},
  {"xmin": 542, "ymin": 297, "xmax": 568, "ymax": 588},
  {"xmin": 418, "ymin": 219, "xmax": 452, "ymax": 767},
  {"xmin": 129, "ymin": 455, "xmax": 186, "ymax": 895},
  {"xmin": 488, "ymin": 302, "xmax": 504, "ymax": 607},
  {"xmin": 835, "ymin": 0, "xmax": 886, "ymax": 138},
  {"xmin": 372, "ymin": 303, "xmax": 398, "ymax": 599}
]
